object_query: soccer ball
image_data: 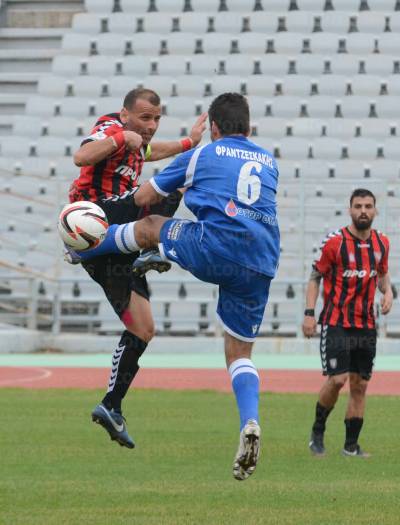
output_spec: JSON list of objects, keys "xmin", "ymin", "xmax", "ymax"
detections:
[{"xmin": 58, "ymin": 201, "xmax": 109, "ymax": 251}]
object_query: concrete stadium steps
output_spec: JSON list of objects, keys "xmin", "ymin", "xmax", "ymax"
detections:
[{"xmin": 5, "ymin": 0, "xmax": 84, "ymax": 28}]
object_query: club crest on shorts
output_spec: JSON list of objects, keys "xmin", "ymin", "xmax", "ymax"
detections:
[
  {"xmin": 329, "ymin": 358, "xmax": 337, "ymax": 369},
  {"xmin": 167, "ymin": 221, "xmax": 184, "ymax": 241}
]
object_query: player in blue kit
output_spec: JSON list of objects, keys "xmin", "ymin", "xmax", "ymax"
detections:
[{"xmin": 76, "ymin": 93, "xmax": 280, "ymax": 480}]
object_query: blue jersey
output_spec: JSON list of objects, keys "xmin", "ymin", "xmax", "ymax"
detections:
[{"xmin": 150, "ymin": 135, "xmax": 280, "ymax": 277}]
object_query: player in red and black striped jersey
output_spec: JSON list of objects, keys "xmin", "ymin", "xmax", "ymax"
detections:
[
  {"xmin": 302, "ymin": 189, "xmax": 393, "ymax": 458},
  {"xmin": 67, "ymin": 88, "xmax": 207, "ymax": 447}
]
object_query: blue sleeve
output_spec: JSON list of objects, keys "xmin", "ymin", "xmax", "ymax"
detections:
[{"xmin": 149, "ymin": 148, "xmax": 196, "ymax": 196}]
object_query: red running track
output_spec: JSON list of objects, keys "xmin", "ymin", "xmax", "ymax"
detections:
[{"xmin": 0, "ymin": 367, "xmax": 399, "ymax": 395}]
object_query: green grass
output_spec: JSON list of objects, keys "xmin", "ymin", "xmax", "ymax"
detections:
[{"xmin": 0, "ymin": 390, "xmax": 399, "ymax": 525}]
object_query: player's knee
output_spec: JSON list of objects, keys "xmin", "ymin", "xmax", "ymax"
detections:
[
  {"xmin": 125, "ymin": 322, "xmax": 155, "ymax": 343},
  {"xmin": 330, "ymin": 374, "xmax": 347, "ymax": 390},
  {"xmin": 350, "ymin": 379, "xmax": 368, "ymax": 397},
  {"xmin": 137, "ymin": 216, "xmax": 159, "ymax": 248}
]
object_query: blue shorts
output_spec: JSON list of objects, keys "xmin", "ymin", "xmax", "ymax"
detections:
[{"xmin": 159, "ymin": 219, "xmax": 272, "ymax": 342}]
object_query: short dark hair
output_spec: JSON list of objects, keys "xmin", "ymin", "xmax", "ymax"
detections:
[
  {"xmin": 208, "ymin": 92, "xmax": 250, "ymax": 136},
  {"xmin": 350, "ymin": 188, "xmax": 376, "ymax": 206},
  {"xmin": 123, "ymin": 88, "xmax": 160, "ymax": 110}
]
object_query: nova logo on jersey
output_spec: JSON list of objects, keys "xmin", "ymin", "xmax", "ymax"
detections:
[
  {"xmin": 114, "ymin": 165, "xmax": 138, "ymax": 183},
  {"xmin": 225, "ymin": 199, "xmax": 238, "ymax": 217},
  {"xmin": 342, "ymin": 269, "xmax": 378, "ymax": 278}
]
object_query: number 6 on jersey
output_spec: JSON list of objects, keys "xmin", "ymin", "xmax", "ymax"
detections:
[{"xmin": 237, "ymin": 161, "xmax": 262, "ymax": 205}]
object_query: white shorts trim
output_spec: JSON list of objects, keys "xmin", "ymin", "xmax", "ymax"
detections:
[
  {"xmin": 158, "ymin": 242, "xmax": 168, "ymax": 261},
  {"xmin": 149, "ymin": 177, "xmax": 169, "ymax": 197},
  {"xmin": 216, "ymin": 312, "xmax": 256, "ymax": 343}
]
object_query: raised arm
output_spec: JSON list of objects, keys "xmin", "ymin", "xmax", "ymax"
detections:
[
  {"xmin": 134, "ymin": 148, "xmax": 196, "ymax": 207},
  {"xmin": 146, "ymin": 113, "xmax": 207, "ymax": 161},
  {"xmin": 73, "ymin": 130, "xmax": 143, "ymax": 167}
]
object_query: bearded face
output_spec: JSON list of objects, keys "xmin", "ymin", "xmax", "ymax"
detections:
[{"xmin": 349, "ymin": 196, "xmax": 376, "ymax": 232}]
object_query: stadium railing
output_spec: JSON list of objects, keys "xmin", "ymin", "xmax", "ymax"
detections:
[{"xmin": 0, "ymin": 274, "xmax": 398, "ymax": 338}]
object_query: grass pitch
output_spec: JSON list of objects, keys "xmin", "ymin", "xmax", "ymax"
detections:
[{"xmin": 0, "ymin": 389, "xmax": 399, "ymax": 525}]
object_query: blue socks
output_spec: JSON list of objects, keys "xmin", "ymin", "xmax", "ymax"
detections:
[
  {"xmin": 77, "ymin": 222, "xmax": 139, "ymax": 261},
  {"xmin": 229, "ymin": 358, "xmax": 259, "ymax": 430}
]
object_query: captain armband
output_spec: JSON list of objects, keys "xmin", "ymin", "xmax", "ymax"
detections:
[{"xmin": 144, "ymin": 144, "xmax": 152, "ymax": 160}]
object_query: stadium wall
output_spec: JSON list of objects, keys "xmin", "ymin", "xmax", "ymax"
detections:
[{"xmin": 1, "ymin": 329, "xmax": 399, "ymax": 355}]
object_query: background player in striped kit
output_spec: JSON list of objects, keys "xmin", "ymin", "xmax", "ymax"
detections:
[{"xmin": 302, "ymin": 189, "xmax": 393, "ymax": 457}]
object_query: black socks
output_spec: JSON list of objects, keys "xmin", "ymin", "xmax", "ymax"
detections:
[
  {"xmin": 102, "ymin": 330, "xmax": 148, "ymax": 413},
  {"xmin": 312, "ymin": 402, "xmax": 334, "ymax": 435},
  {"xmin": 344, "ymin": 417, "xmax": 364, "ymax": 450}
]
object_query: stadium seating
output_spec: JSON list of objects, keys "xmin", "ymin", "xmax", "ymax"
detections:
[{"xmin": 1, "ymin": 0, "xmax": 400, "ymax": 335}]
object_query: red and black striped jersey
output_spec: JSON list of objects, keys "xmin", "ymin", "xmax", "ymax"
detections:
[
  {"xmin": 69, "ymin": 113, "xmax": 150, "ymax": 203},
  {"xmin": 313, "ymin": 227, "xmax": 389, "ymax": 329}
]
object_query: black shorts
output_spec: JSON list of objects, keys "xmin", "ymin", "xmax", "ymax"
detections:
[
  {"xmin": 81, "ymin": 189, "xmax": 182, "ymax": 318},
  {"xmin": 320, "ymin": 325, "xmax": 377, "ymax": 381}
]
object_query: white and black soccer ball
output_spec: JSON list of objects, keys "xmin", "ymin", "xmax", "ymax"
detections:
[{"xmin": 58, "ymin": 201, "xmax": 108, "ymax": 251}]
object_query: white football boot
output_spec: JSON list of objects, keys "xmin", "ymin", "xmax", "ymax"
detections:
[{"xmin": 233, "ymin": 419, "xmax": 261, "ymax": 481}]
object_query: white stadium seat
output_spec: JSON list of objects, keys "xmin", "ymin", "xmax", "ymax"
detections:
[
  {"xmin": 285, "ymin": 12, "xmax": 316, "ymax": 33},
  {"xmin": 364, "ymin": 55, "xmax": 398, "ymax": 75},
  {"xmin": 345, "ymin": 138, "xmax": 378, "ymax": 160},
  {"xmin": 309, "ymin": 33, "xmax": 341, "ymax": 55},
  {"xmin": 84, "ymin": 0, "xmax": 114, "ymax": 13},
  {"xmin": 119, "ymin": 55, "xmax": 153, "ymax": 76},
  {"xmin": 107, "ymin": 13, "xmax": 135, "ymax": 34},
  {"xmin": 346, "ymin": 34, "xmax": 376, "ymax": 55},
  {"xmin": 201, "ymin": 33, "xmax": 235, "ymax": 55},
  {"xmin": 256, "ymin": 118, "xmax": 289, "ymax": 139},
  {"xmin": 108, "ymin": 77, "xmax": 142, "ymax": 98},
  {"xmin": 320, "ymin": 12, "xmax": 352, "ymax": 33},
  {"xmin": 210, "ymin": 76, "xmax": 243, "ymax": 96},
  {"xmin": 350, "ymin": 75, "xmax": 383, "ymax": 96},
  {"xmin": 213, "ymin": 12, "xmax": 244, "ymax": 33},
  {"xmin": 295, "ymin": 55, "xmax": 326, "ymax": 75},
  {"xmin": 375, "ymin": 97, "xmax": 400, "ymax": 118},
  {"xmin": 323, "ymin": 119, "xmax": 357, "ymax": 139},
  {"xmin": 238, "ymin": 32, "xmax": 269, "ymax": 55},
  {"xmin": 330, "ymin": 0, "xmax": 363, "ymax": 10},
  {"xmin": 12, "ymin": 116, "xmax": 42, "ymax": 137},
  {"xmin": 358, "ymin": 12, "xmax": 388, "ymax": 33},
  {"xmin": 72, "ymin": 13, "xmax": 103, "ymax": 34},
  {"xmin": 314, "ymin": 75, "xmax": 348, "ymax": 97},
  {"xmin": 178, "ymin": 13, "xmax": 209, "ymax": 33},
  {"xmin": 312, "ymin": 137, "xmax": 344, "ymax": 160},
  {"xmin": 225, "ymin": 0, "xmax": 258, "ymax": 10},
  {"xmin": 295, "ymin": 0, "xmax": 325, "ymax": 10},
  {"xmin": 271, "ymin": 33, "xmax": 305, "ymax": 55},
  {"xmin": 280, "ymin": 76, "xmax": 311, "ymax": 96},
  {"xmin": 119, "ymin": 0, "xmax": 154, "ymax": 12},
  {"xmin": 290, "ymin": 118, "xmax": 324, "ymax": 138},
  {"xmin": 171, "ymin": 76, "xmax": 209, "ymax": 97},
  {"xmin": 383, "ymin": 138, "xmax": 400, "ymax": 160},
  {"xmin": 61, "ymin": 33, "xmax": 92, "ymax": 55},
  {"xmin": 274, "ymin": 137, "xmax": 310, "ymax": 160},
  {"xmin": 377, "ymin": 34, "xmax": 400, "ymax": 55},
  {"xmin": 247, "ymin": 12, "xmax": 282, "ymax": 33},
  {"xmin": 162, "ymin": 97, "xmax": 199, "ymax": 117},
  {"xmin": 156, "ymin": 116, "xmax": 186, "ymax": 138},
  {"xmin": 339, "ymin": 97, "xmax": 372, "ymax": 118}
]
